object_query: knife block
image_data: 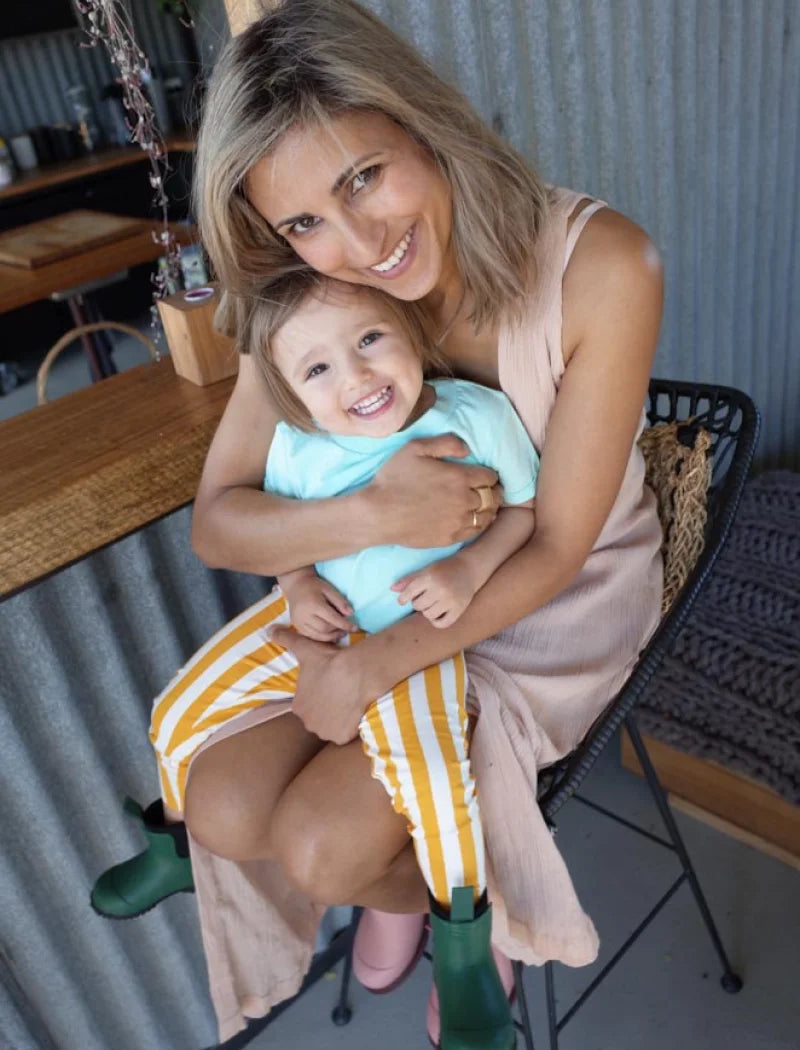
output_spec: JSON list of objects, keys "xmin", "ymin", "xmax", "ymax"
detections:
[{"xmin": 157, "ymin": 284, "xmax": 238, "ymax": 385}]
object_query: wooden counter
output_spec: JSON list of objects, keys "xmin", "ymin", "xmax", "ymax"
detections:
[{"xmin": 0, "ymin": 359, "xmax": 232, "ymax": 599}]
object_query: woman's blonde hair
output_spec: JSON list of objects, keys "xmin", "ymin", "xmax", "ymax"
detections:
[
  {"xmin": 247, "ymin": 273, "xmax": 449, "ymax": 431},
  {"xmin": 195, "ymin": 0, "xmax": 548, "ymax": 335}
]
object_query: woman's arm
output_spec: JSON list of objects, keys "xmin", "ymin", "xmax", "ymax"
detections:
[
  {"xmin": 391, "ymin": 505, "xmax": 535, "ymax": 628},
  {"xmin": 276, "ymin": 209, "xmax": 664, "ymax": 743},
  {"xmin": 191, "ymin": 354, "xmax": 503, "ymax": 575},
  {"xmin": 448, "ymin": 502, "xmax": 535, "ymax": 593}
]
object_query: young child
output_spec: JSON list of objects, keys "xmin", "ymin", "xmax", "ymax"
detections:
[{"xmin": 150, "ymin": 273, "xmax": 538, "ymax": 1049}]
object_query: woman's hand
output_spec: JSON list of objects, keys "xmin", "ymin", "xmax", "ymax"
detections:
[
  {"xmin": 369, "ymin": 435, "xmax": 503, "ymax": 548},
  {"xmin": 269, "ymin": 625, "xmax": 368, "ymax": 745}
]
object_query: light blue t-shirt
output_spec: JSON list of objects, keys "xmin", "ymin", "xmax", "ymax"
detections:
[{"xmin": 264, "ymin": 378, "xmax": 539, "ymax": 633}]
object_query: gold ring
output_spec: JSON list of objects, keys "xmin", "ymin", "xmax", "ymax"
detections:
[
  {"xmin": 475, "ymin": 485, "xmax": 493, "ymax": 513},
  {"xmin": 472, "ymin": 510, "xmax": 479, "ymax": 528}
]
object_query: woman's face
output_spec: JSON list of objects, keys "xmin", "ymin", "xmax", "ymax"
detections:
[{"xmin": 246, "ymin": 111, "xmax": 456, "ymax": 304}]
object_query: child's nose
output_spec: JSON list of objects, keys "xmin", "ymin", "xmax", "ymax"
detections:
[{"xmin": 344, "ymin": 356, "xmax": 375, "ymax": 390}]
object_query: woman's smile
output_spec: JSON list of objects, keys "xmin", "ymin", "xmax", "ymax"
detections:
[{"xmin": 369, "ymin": 226, "xmax": 416, "ymax": 277}]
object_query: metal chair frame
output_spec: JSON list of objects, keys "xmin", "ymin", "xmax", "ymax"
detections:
[
  {"xmin": 227, "ymin": 379, "xmax": 760, "ymax": 1049},
  {"xmin": 511, "ymin": 378, "xmax": 760, "ymax": 1046}
]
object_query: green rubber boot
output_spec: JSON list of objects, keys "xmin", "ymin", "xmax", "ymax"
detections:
[
  {"xmin": 90, "ymin": 797, "xmax": 194, "ymax": 919},
  {"xmin": 430, "ymin": 887, "xmax": 515, "ymax": 1050}
]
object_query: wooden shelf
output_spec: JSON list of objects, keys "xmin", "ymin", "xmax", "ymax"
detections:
[
  {"xmin": 0, "ymin": 220, "xmax": 195, "ymax": 314},
  {"xmin": 0, "ymin": 358, "xmax": 233, "ymax": 599},
  {"xmin": 0, "ymin": 138, "xmax": 195, "ymax": 204}
]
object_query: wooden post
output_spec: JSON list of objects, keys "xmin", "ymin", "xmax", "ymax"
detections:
[
  {"xmin": 157, "ymin": 284, "xmax": 239, "ymax": 386},
  {"xmin": 222, "ymin": 0, "xmax": 279, "ymax": 35}
]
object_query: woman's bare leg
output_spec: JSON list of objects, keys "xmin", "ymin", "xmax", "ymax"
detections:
[
  {"xmin": 185, "ymin": 715, "xmax": 427, "ymax": 913},
  {"xmin": 183, "ymin": 711, "xmax": 325, "ymax": 861},
  {"xmin": 269, "ymin": 737, "xmax": 427, "ymax": 910},
  {"xmin": 352, "ymin": 841, "xmax": 428, "ymax": 913}
]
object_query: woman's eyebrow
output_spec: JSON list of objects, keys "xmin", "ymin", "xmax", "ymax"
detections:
[
  {"xmin": 275, "ymin": 152, "xmax": 382, "ymax": 230},
  {"xmin": 331, "ymin": 152, "xmax": 382, "ymax": 194}
]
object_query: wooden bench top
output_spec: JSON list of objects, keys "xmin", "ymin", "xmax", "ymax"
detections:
[{"xmin": 0, "ymin": 358, "xmax": 233, "ymax": 599}]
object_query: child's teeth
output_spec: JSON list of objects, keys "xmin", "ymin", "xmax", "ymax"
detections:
[{"xmin": 352, "ymin": 386, "xmax": 391, "ymax": 414}]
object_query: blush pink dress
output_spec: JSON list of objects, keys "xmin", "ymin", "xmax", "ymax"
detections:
[{"xmin": 188, "ymin": 188, "xmax": 664, "ymax": 1040}]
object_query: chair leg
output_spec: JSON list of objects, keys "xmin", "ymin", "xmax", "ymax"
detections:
[
  {"xmin": 623, "ymin": 716, "xmax": 743, "ymax": 993},
  {"xmin": 544, "ymin": 961, "xmax": 559, "ymax": 1050},
  {"xmin": 331, "ymin": 907, "xmax": 362, "ymax": 1025},
  {"xmin": 513, "ymin": 960, "xmax": 536, "ymax": 1050}
]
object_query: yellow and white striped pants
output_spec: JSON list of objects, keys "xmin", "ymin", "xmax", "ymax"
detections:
[{"xmin": 149, "ymin": 586, "xmax": 485, "ymax": 905}]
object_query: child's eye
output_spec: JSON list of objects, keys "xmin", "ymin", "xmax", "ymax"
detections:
[
  {"xmin": 305, "ymin": 363, "xmax": 327, "ymax": 380},
  {"xmin": 359, "ymin": 331, "xmax": 382, "ymax": 348},
  {"xmin": 288, "ymin": 215, "xmax": 320, "ymax": 236},
  {"xmin": 351, "ymin": 165, "xmax": 381, "ymax": 195}
]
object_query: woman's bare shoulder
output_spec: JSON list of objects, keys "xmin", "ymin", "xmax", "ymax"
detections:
[{"xmin": 562, "ymin": 206, "xmax": 663, "ymax": 367}]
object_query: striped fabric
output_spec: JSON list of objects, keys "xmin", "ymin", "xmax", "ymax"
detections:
[
  {"xmin": 360, "ymin": 650, "xmax": 484, "ymax": 903},
  {"xmin": 149, "ymin": 585, "xmax": 484, "ymax": 904}
]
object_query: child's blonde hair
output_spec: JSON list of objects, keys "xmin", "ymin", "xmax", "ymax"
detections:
[
  {"xmin": 247, "ymin": 273, "xmax": 449, "ymax": 431},
  {"xmin": 195, "ymin": 0, "xmax": 548, "ymax": 334}
]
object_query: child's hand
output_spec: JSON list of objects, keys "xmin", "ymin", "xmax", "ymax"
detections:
[
  {"xmin": 391, "ymin": 557, "xmax": 476, "ymax": 629},
  {"xmin": 283, "ymin": 573, "xmax": 356, "ymax": 642}
]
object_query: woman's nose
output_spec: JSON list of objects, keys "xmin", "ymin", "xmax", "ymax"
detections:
[{"xmin": 341, "ymin": 213, "xmax": 384, "ymax": 268}]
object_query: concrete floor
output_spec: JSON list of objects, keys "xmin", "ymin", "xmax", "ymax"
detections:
[
  {"xmin": 0, "ymin": 311, "xmax": 161, "ymax": 421},
  {"xmin": 241, "ymin": 744, "xmax": 799, "ymax": 1050}
]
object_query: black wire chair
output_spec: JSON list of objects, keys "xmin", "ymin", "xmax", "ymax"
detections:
[{"xmin": 325, "ymin": 378, "xmax": 760, "ymax": 1049}]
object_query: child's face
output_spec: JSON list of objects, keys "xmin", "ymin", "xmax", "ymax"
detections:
[{"xmin": 272, "ymin": 288, "xmax": 426, "ymax": 438}]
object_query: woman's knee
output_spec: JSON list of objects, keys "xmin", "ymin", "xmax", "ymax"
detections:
[
  {"xmin": 184, "ymin": 762, "xmax": 274, "ymax": 862},
  {"xmin": 269, "ymin": 795, "xmax": 388, "ymax": 905},
  {"xmin": 268, "ymin": 803, "xmax": 343, "ymax": 903},
  {"xmin": 182, "ymin": 713, "xmax": 325, "ymax": 862}
]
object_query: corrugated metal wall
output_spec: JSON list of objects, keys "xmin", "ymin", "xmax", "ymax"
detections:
[
  {"xmin": 1, "ymin": 509, "xmax": 350, "ymax": 1049},
  {"xmin": 2, "ymin": 3, "xmax": 798, "ymax": 1050},
  {"xmin": 362, "ymin": 0, "xmax": 800, "ymax": 469},
  {"xmin": 0, "ymin": 0, "xmax": 226, "ymax": 142}
]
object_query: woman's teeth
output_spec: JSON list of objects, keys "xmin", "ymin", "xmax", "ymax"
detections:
[
  {"xmin": 350, "ymin": 386, "xmax": 392, "ymax": 416},
  {"xmin": 370, "ymin": 228, "xmax": 413, "ymax": 273}
]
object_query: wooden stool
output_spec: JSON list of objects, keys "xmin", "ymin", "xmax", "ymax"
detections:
[
  {"xmin": 49, "ymin": 269, "xmax": 130, "ymax": 381},
  {"xmin": 37, "ymin": 321, "xmax": 158, "ymax": 405}
]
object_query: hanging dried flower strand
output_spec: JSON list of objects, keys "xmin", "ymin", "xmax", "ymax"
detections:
[{"xmin": 75, "ymin": 0, "xmax": 184, "ymax": 336}]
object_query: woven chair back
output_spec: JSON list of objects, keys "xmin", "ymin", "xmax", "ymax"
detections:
[{"xmin": 638, "ymin": 421, "xmax": 712, "ymax": 614}]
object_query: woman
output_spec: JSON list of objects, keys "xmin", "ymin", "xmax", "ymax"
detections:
[{"xmin": 93, "ymin": 0, "xmax": 664, "ymax": 1041}]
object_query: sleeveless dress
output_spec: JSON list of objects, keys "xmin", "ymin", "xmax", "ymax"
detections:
[{"xmin": 188, "ymin": 188, "xmax": 664, "ymax": 1040}]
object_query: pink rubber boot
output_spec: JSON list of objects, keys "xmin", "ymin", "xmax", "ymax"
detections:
[
  {"xmin": 426, "ymin": 944, "xmax": 516, "ymax": 1047},
  {"xmin": 352, "ymin": 908, "xmax": 428, "ymax": 994}
]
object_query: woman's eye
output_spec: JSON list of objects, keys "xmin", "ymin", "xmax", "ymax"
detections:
[
  {"xmin": 305, "ymin": 363, "xmax": 327, "ymax": 380},
  {"xmin": 289, "ymin": 215, "xmax": 320, "ymax": 236},
  {"xmin": 359, "ymin": 331, "xmax": 382, "ymax": 348},
  {"xmin": 351, "ymin": 165, "xmax": 381, "ymax": 195}
]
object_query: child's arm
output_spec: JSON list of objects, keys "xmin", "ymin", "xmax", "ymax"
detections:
[
  {"xmin": 392, "ymin": 502, "xmax": 535, "ymax": 629},
  {"xmin": 278, "ymin": 567, "xmax": 356, "ymax": 641}
]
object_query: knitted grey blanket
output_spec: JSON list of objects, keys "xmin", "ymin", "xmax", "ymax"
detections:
[{"xmin": 638, "ymin": 471, "xmax": 800, "ymax": 805}]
